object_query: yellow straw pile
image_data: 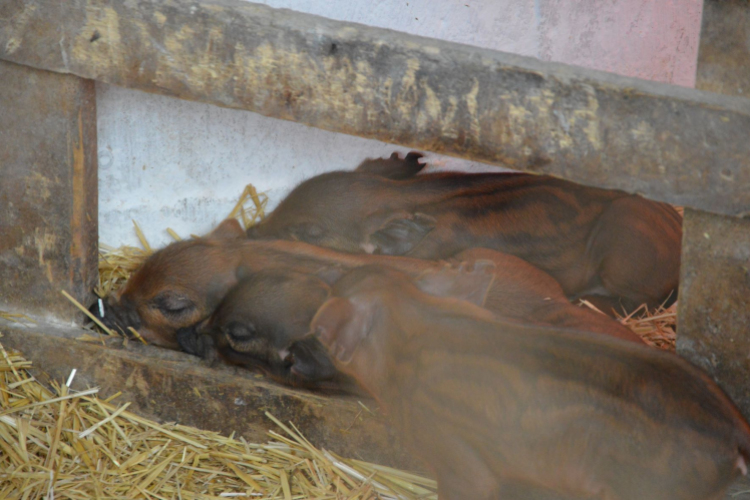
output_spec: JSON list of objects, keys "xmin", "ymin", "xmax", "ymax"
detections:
[{"xmin": 0, "ymin": 336, "xmax": 437, "ymax": 499}]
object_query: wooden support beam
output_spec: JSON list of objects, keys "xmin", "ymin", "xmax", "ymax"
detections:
[
  {"xmin": 0, "ymin": 318, "xmax": 418, "ymax": 471},
  {"xmin": 0, "ymin": 60, "xmax": 98, "ymax": 323},
  {"xmin": 677, "ymin": 0, "xmax": 750, "ymax": 418},
  {"xmin": 1, "ymin": 0, "xmax": 749, "ymax": 215}
]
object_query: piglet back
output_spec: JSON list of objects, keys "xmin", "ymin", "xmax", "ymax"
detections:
[{"xmin": 399, "ymin": 321, "xmax": 750, "ymax": 500}]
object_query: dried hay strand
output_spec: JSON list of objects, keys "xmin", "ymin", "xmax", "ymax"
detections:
[
  {"xmin": 615, "ymin": 302, "xmax": 677, "ymax": 351},
  {"xmin": 0, "ymin": 336, "xmax": 437, "ymax": 499},
  {"xmin": 578, "ymin": 299, "xmax": 677, "ymax": 351},
  {"xmin": 0, "ymin": 311, "xmax": 35, "ymax": 327},
  {"xmin": 97, "ymin": 184, "xmax": 267, "ymax": 300},
  {"xmin": 226, "ymin": 185, "xmax": 268, "ymax": 232}
]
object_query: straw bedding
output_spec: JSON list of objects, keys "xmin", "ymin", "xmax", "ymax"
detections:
[{"xmin": 0, "ymin": 337, "xmax": 438, "ymax": 499}]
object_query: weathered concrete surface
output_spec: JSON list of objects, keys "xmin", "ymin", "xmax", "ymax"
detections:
[
  {"xmin": 0, "ymin": 60, "xmax": 98, "ymax": 323},
  {"xmin": 677, "ymin": 209, "xmax": 750, "ymax": 417},
  {"xmin": 1, "ymin": 0, "xmax": 749, "ymax": 215},
  {"xmin": 677, "ymin": 0, "xmax": 750, "ymax": 424},
  {"xmin": 695, "ymin": 0, "xmax": 750, "ymax": 97},
  {"xmin": 0, "ymin": 317, "xmax": 419, "ymax": 471}
]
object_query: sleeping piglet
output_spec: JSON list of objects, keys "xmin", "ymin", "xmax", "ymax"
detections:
[
  {"xmin": 248, "ymin": 152, "xmax": 682, "ymax": 315},
  {"xmin": 175, "ymin": 269, "xmax": 357, "ymax": 391},
  {"xmin": 95, "ymin": 219, "xmax": 641, "ymax": 352},
  {"xmin": 311, "ymin": 265, "xmax": 750, "ymax": 500},
  {"xmin": 170, "ymin": 245, "xmax": 641, "ymax": 391}
]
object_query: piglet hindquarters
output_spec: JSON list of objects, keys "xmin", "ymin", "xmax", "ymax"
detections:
[{"xmin": 312, "ymin": 267, "xmax": 750, "ymax": 500}]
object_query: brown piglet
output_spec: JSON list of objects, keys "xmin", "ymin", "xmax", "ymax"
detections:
[
  {"xmin": 175, "ymin": 269, "xmax": 357, "ymax": 391},
  {"xmin": 248, "ymin": 152, "xmax": 682, "ymax": 315},
  {"xmin": 311, "ymin": 266, "xmax": 750, "ymax": 500},
  {"xmin": 178, "ymin": 252, "xmax": 641, "ymax": 391},
  {"xmin": 93, "ymin": 219, "xmax": 642, "ymax": 363}
]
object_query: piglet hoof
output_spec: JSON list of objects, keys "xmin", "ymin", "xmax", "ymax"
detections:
[{"xmin": 404, "ymin": 151, "xmax": 424, "ymax": 163}]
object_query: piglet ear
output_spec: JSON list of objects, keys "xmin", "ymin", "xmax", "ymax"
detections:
[
  {"xmin": 208, "ymin": 219, "xmax": 246, "ymax": 241},
  {"xmin": 355, "ymin": 151, "xmax": 426, "ymax": 180},
  {"xmin": 311, "ymin": 297, "xmax": 370, "ymax": 365},
  {"xmin": 413, "ymin": 260, "xmax": 496, "ymax": 307},
  {"xmin": 369, "ymin": 212, "xmax": 436, "ymax": 255}
]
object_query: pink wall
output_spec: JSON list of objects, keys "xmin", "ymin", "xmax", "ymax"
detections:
[
  {"xmin": 246, "ymin": 0, "xmax": 703, "ymax": 88},
  {"xmin": 536, "ymin": 0, "xmax": 703, "ymax": 87}
]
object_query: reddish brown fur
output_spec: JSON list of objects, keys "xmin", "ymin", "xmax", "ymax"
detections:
[
  {"xmin": 188, "ymin": 270, "xmax": 355, "ymax": 391},
  {"xmin": 248, "ymin": 152, "xmax": 682, "ymax": 315},
  {"xmin": 97, "ymin": 219, "xmax": 642, "ymax": 354},
  {"xmin": 312, "ymin": 267, "xmax": 750, "ymax": 500}
]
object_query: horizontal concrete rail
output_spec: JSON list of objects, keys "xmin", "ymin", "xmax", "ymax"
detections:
[
  {"xmin": 2, "ymin": 0, "xmax": 749, "ymax": 215},
  {"xmin": 0, "ymin": 318, "xmax": 419, "ymax": 471}
]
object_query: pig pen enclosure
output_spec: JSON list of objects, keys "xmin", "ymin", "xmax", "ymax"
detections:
[{"xmin": 2, "ymin": 0, "xmax": 750, "ymax": 498}]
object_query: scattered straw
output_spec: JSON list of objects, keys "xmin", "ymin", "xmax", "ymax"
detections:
[
  {"xmin": 226, "ymin": 184, "xmax": 268, "ymax": 231},
  {"xmin": 97, "ymin": 184, "xmax": 267, "ymax": 301},
  {"xmin": 127, "ymin": 327, "xmax": 148, "ymax": 345},
  {"xmin": 616, "ymin": 302, "xmax": 677, "ymax": 350},
  {"xmin": 0, "ymin": 335, "xmax": 437, "ymax": 499},
  {"xmin": 132, "ymin": 220, "xmax": 153, "ymax": 254},
  {"xmin": 579, "ymin": 299, "xmax": 677, "ymax": 350},
  {"xmin": 0, "ymin": 311, "xmax": 35, "ymax": 327},
  {"xmin": 96, "ymin": 240, "xmax": 153, "ymax": 299}
]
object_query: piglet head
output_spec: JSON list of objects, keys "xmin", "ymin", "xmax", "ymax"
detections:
[
  {"xmin": 310, "ymin": 267, "xmax": 420, "ymax": 391},
  {"xmin": 309, "ymin": 263, "xmax": 496, "ymax": 396},
  {"xmin": 94, "ymin": 219, "xmax": 246, "ymax": 349},
  {"xmin": 246, "ymin": 171, "xmax": 376, "ymax": 254},
  {"xmin": 199, "ymin": 270, "xmax": 331, "ymax": 368}
]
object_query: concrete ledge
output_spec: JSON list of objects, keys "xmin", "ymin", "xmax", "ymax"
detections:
[
  {"xmin": 1, "ymin": 0, "xmax": 749, "ymax": 214},
  {"xmin": 0, "ymin": 315, "xmax": 418, "ymax": 471}
]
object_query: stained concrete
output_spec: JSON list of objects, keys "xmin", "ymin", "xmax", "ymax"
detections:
[{"xmin": 94, "ymin": 0, "xmax": 703, "ymax": 248}]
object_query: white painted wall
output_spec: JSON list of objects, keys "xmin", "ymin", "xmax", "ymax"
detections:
[{"xmin": 97, "ymin": 0, "xmax": 703, "ymax": 248}]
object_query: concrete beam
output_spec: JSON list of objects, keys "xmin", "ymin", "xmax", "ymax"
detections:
[
  {"xmin": 677, "ymin": 209, "xmax": 750, "ymax": 415},
  {"xmin": 0, "ymin": 318, "xmax": 418, "ymax": 471},
  {"xmin": 0, "ymin": 60, "xmax": 98, "ymax": 323},
  {"xmin": 1, "ymin": 0, "xmax": 749, "ymax": 215},
  {"xmin": 677, "ymin": 0, "xmax": 750, "ymax": 419}
]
